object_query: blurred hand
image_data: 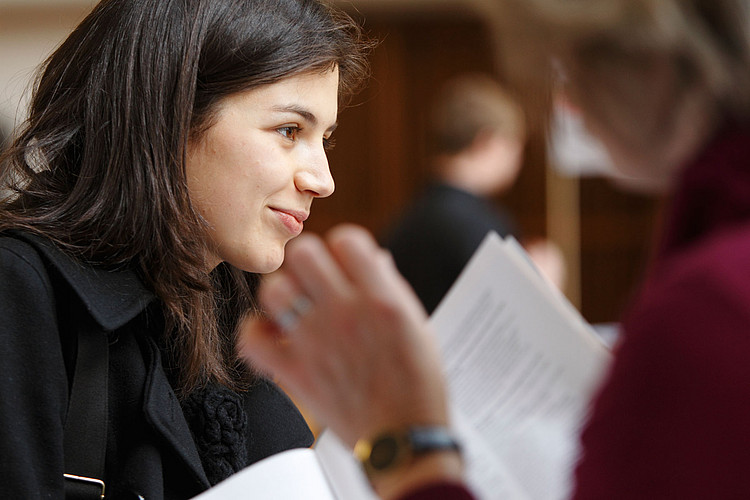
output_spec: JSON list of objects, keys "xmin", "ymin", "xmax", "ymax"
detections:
[
  {"xmin": 238, "ymin": 224, "xmax": 450, "ymax": 448},
  {"xmin": 524, "ymin": 238, "xmax": 567, "ymax": 292}
]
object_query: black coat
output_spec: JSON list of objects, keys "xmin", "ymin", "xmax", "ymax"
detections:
[{"xmin": 0, "ymin": 232, "xmax": 313, "ymax": 499}]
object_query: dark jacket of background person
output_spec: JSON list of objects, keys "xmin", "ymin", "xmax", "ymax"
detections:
[
  {"xmin": 397, "ymin": 123, "xmax": 750, "ymax": 499},
  {"xmin": 0, "ymin": 232, "xmax": 313, "ymax": 499},
  {"xmin": 384, "ymin": 182, "xmax": 516, "ymax": 313}
]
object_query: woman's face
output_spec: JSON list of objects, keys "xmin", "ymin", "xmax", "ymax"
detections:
[{"xmin": 186, "ymin": 68, "xmax": 339, "ymax": 272}]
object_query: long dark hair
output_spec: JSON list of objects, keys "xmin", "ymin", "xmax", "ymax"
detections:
[{"xmin": 0, "ymin": 0, "xmax": 372, "ymax": 394}]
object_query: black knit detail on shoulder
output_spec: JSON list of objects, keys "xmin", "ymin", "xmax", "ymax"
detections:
[{"xmin": 182, "ymin": 383, "xmax": 249, "ymax": 485}]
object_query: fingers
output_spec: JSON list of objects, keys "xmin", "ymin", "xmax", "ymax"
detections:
[
  {"xmin": 238, "ymin": 315, "xmax": 291, "ymax": 377},
  {"xmin": 265, "ymin": 224, "xmax": 427, "ymax": 332},
  {"xmin": 258, "ymin": 272, "xmax": 311, "ymax": 334},
  {"xmin": 326, "ymin": 224, "xmax": 428, "ymax": 320},
  {"xmin": 274, "ymin": 224, "xmax": 407, "ymax": 310},
  {"xmin": 282, "ymin": 232, "xmax": 353, "ymax": 304},
  {"xmin": 326, "ymin": 224, "xmax": 396, "ymax": 289}
]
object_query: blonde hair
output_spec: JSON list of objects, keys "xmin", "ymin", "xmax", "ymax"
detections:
[
  {"xmin": 497, "ymin": 0, "xmax": 750, "ymax": 127},
  {"xmin": 429, "ymin": 73, "xmax": 526, "ymax": 155}
]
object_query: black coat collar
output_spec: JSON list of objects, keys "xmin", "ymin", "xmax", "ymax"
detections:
[{"xmin": 9, "ymin": 231, "xmax": 155, "ymax": 331}]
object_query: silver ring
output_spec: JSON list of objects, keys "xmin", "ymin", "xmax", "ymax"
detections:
[{"xmin": 274, "ymin": 295, "xmax": 313, "ymax": 332}]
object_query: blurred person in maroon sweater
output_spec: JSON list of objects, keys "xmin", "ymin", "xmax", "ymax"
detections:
[{"xmin": 240, "ymin": 0, "xmax": 750, "ymax": 498}]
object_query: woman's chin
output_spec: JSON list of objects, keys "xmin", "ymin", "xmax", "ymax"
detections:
[{"xmin": 224, "ymin": 249, "xmax": 285, "ymax": 274}]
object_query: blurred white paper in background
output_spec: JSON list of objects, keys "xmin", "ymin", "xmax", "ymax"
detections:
[
  {"xmin": 547, "ymin": 96, "xmax": 661, "ymax": 193},
  {"xmin": 547, "ymin": 97, "xmax": 615, "ymax": 178}
]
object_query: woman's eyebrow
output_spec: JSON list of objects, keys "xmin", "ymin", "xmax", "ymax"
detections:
[{"xmin": 272, "ymin": 104, "xmax": 338, "ymax": 132}]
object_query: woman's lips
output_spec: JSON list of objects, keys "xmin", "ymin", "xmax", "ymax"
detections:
[{"xmin": 271, "ymin": 208, "xmax": 307, "ymax": 236}]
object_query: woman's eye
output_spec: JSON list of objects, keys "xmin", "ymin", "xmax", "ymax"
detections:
[{"xmin": 278, "ymin": 126, "xmax": 299, "ymax": 141}]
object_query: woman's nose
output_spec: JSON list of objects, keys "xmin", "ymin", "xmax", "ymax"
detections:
[{"xmin": 295, "ymin": 147, "xmax": 335, "ymax": 198}]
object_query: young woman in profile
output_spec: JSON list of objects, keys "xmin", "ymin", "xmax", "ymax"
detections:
[
  {"xmin": 241, "ymin": 0, "xmax": 750, "ymax": 499},
  {"xmin": 0, "ymin": 0, "xmax": 370, "ymax": 498}
]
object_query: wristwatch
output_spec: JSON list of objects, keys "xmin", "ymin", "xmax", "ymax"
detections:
[{"xmin": 353, "ymin": 426, "xmax": 461, "ymax": 480}]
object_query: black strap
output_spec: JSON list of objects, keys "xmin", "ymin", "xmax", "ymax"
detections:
[{"xmin": 63, "ymin": 324, "xmax": 109, "ymax": 500}]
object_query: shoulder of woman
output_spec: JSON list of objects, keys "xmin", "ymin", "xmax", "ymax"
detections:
[{"xmin": 0, "ymin": 232, "xmax": 55, "ymax": 295}]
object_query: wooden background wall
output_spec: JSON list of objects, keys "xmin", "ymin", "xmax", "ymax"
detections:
[{"xmin": 305, "ymin": 7, "xmax": 660, "ymax": 325}]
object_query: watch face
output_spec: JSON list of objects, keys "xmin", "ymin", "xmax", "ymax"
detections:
[{"xmin": 369, "ymin": 435, "xmax": 401, "ymax": 470}]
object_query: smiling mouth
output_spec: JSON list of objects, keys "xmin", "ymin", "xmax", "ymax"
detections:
[{"xmin": 271, "ymin": 208, "xmax": 308, "ymax": 236}]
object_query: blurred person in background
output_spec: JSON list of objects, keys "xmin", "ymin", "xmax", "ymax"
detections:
[
  {"xmin": 241, "ymin": 0, "xmax": 750, "ymax": 499},
  {"xmin": 383, "ymin": 73, "xmax": 565, "ymax": 313}
]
